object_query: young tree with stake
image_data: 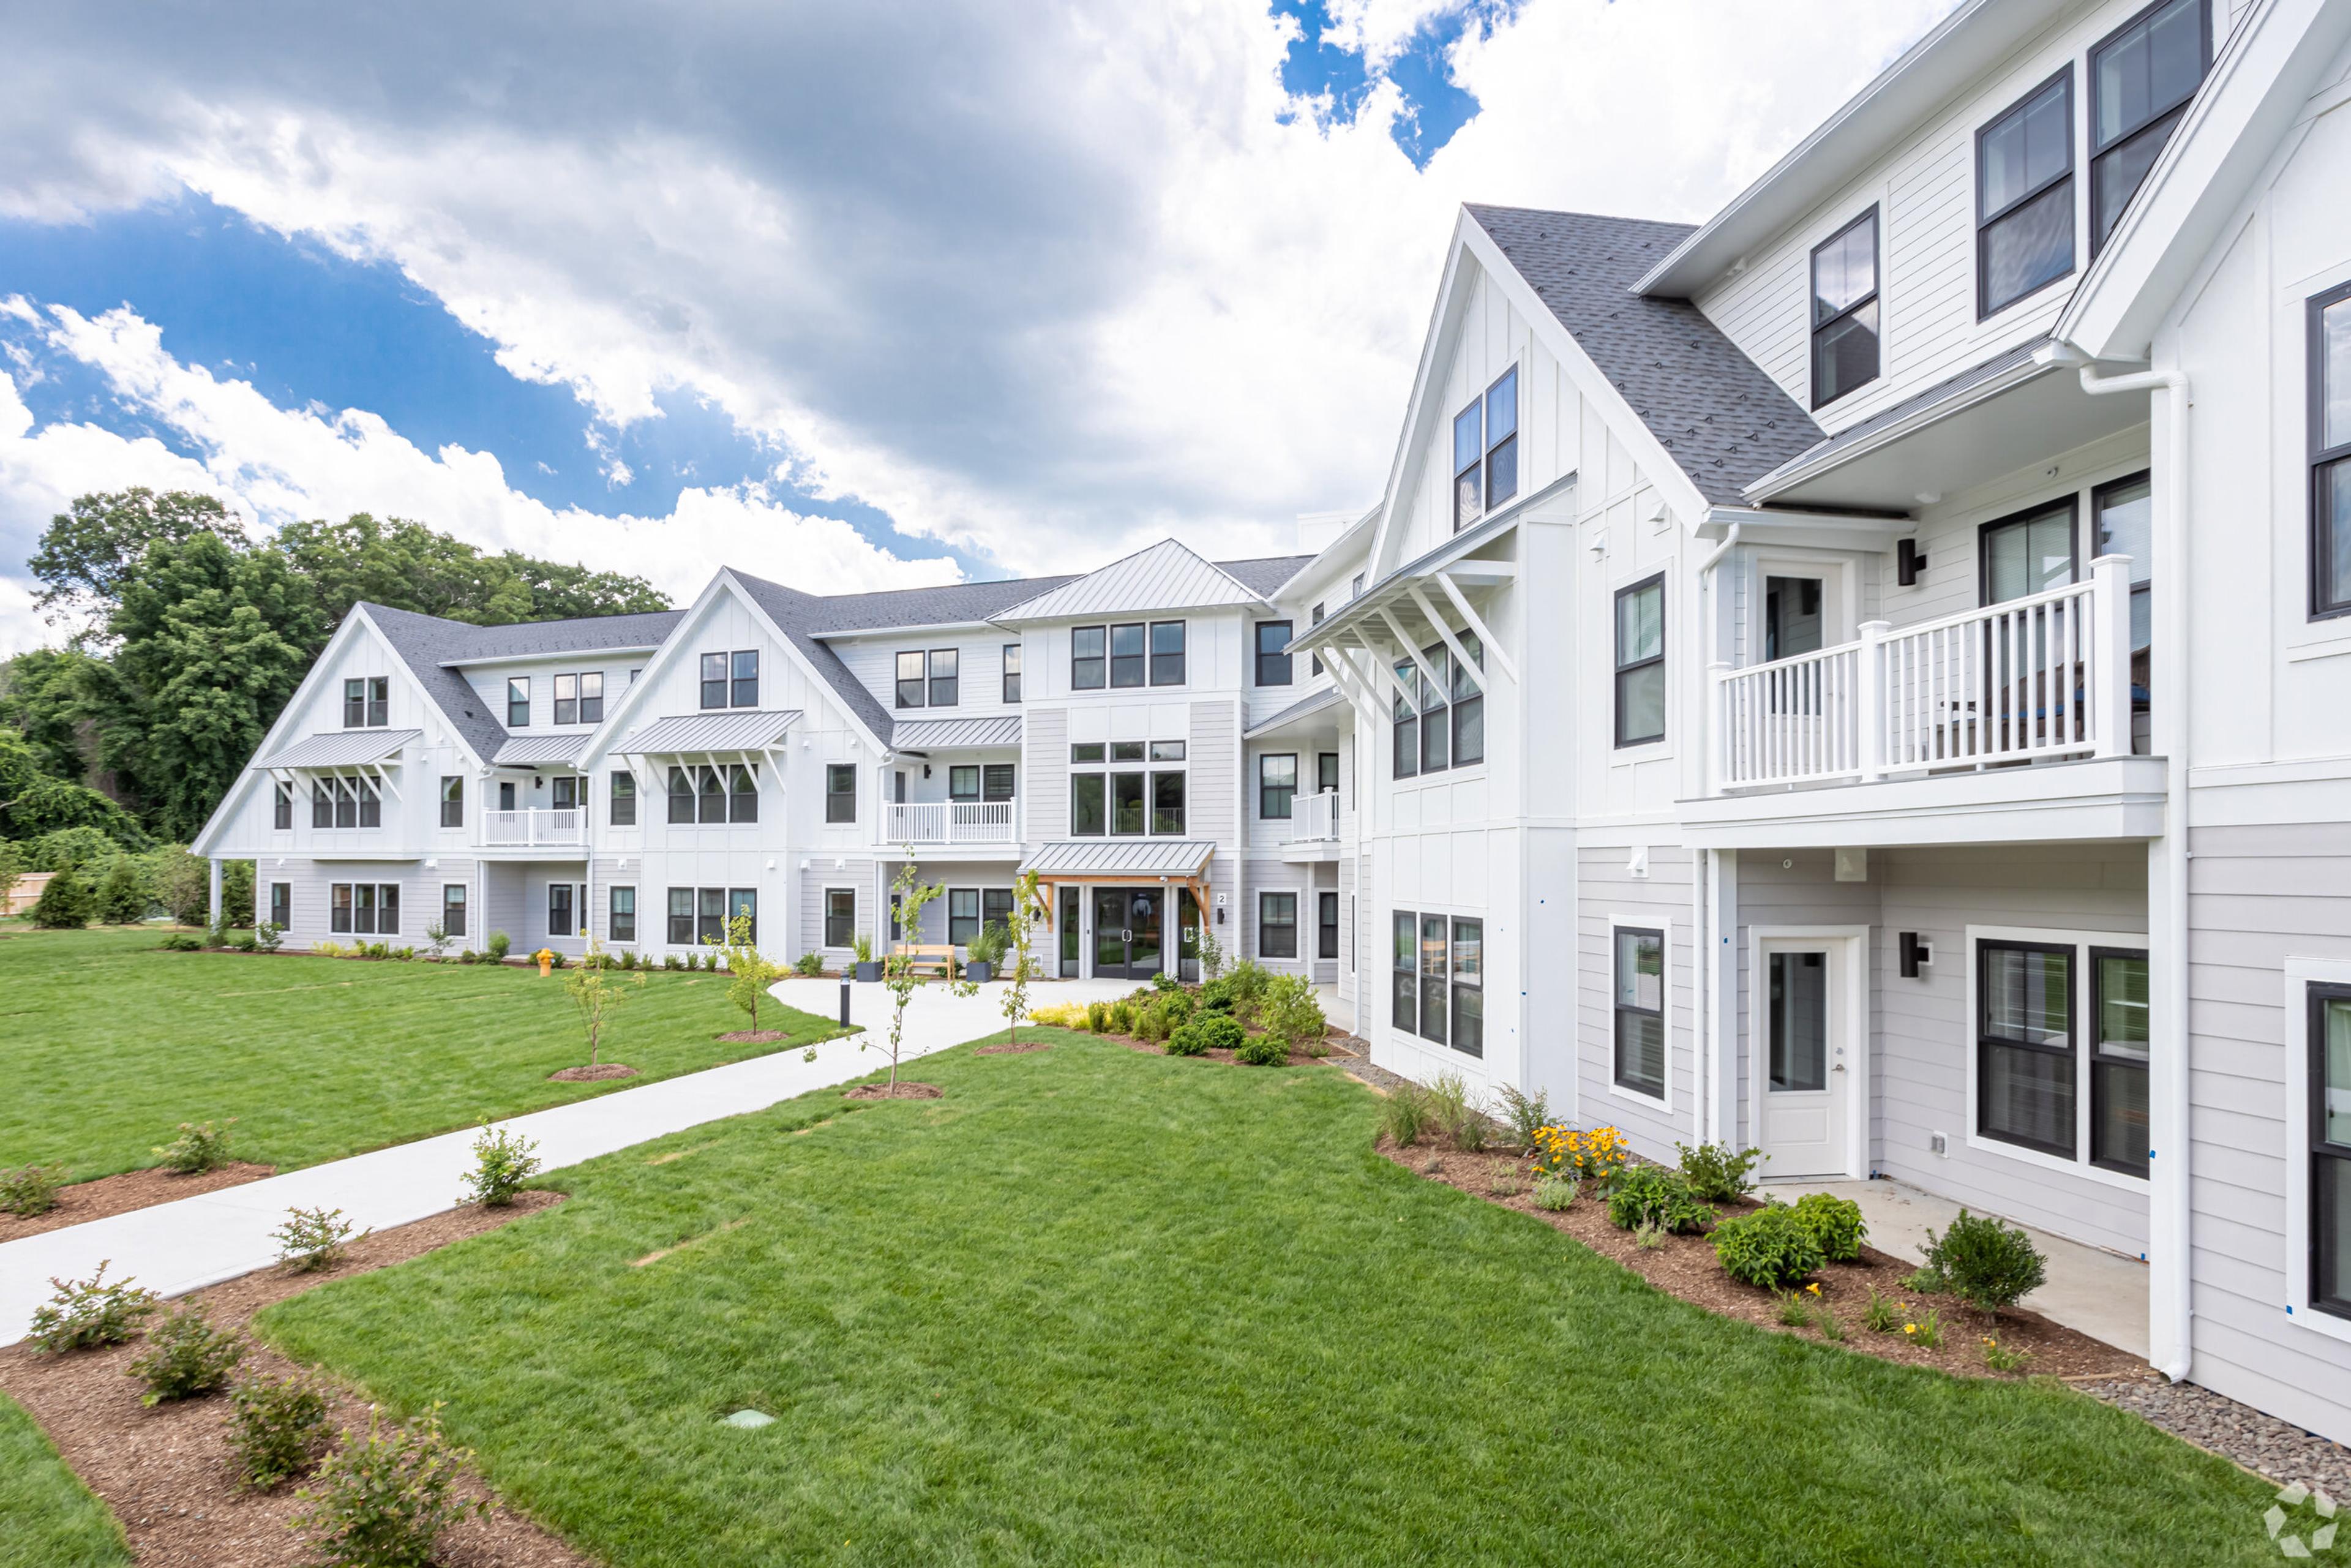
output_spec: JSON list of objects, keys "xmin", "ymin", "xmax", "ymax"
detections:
[
  {"xmin": 706, "ymin": 912, "xmax": 782, "ymax": 1036},
  {"xmin": 999, "ymin": 869, "xmax": 1044, "ymax": 1046},
  {"xmin": 564, "ymin": 936, "xmax": 644, "ymax": 1068},
  {"xmin": 872, "ymin": 858, "xmax": 943, "ymax": 1093}
]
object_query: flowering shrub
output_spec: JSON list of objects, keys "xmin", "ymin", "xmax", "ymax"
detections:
[{"xmin": 1529, "ymin": 1125, "xmax": 1629, "ymax": 1185}]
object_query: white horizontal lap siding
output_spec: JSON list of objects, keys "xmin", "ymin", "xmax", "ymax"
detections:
[
  {"xmin": 1188, "ymin": 701, "xmax": 1239, "ymax": 941},
  {"xmin": 1241, "ymin": 859, "xmax": 1308, "ymax": 972},
  {"xmin": 1024, "ymin": 708, "xmax": 1068, "ymax": 844},
  {"xmin": 801, "ymin": 862, "xmax": 876, "ymax": 954},
  {"xmin": 834, "ymin": 633, "xmax": 1018, "ymax": 721},
  {"xmin": 1577, "ymin": 844, "xmax": 1695, "ymax": 1160}
]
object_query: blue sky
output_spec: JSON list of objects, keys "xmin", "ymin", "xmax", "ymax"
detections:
[{"xmin": 1274, "ymin": 2, "xmax": 1509, "ymax": 167}]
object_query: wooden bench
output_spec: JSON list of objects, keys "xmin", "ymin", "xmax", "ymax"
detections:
[{"xmin": 889, "ymin": 943, "xmax": 957, "ymax": 976}]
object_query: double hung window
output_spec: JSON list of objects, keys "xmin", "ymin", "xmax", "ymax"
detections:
[
  {"xmin": 507, "ymin": 677, "xmax": 530, "ymax": 728},
  {"xmin": 1417, "ymin": 645, "xmax": 1450, "ymax": 773},
  {"xmin": 609, "ymin": 771, "xmax": 636, "ymax": 826},
  {"xmin": 1071, "ymin": 627, "xmax": 1106, "ymax": 689},
  {"xmin": 2314, "ymin": 282, "xmax": 2351, "ymax": 620},
  {"xmin": 344, "ymin": 677, "xmax": 389, "ymax": 727},
  {"xmin": 1811, "ymin": 209, "xmax": 1880, "ymax": 408},
  {"xmin": 1392, "ymin": 658, "xmax": 1419, "ymax": 779},
  {"xmin": 1977, "ymin": 941, "xmax": 2076, "ymax": 1158},
  {"xmin": 552, "ymin": 672, "xmax": 604, "ymax": 725},
  {"xmin": 948, "ymin": 888, "xmax": 981, "ymax": 945},
  {"xmin": 270, "ymin": 882, "xmax": 292, "ymax": 929},
  {"xmin": 1450, "ymin": 918, "xmax": 1483, "ymax": 1058},
  {"xmin": 1419, "ymin": 915, "xmax": 1448, "ymax": 1044},
  {"xmin": 1613, "ymin": 577, "xmax": 1666, "ymax": 747},
  {"xmin": 2091, "ymin": 948, "xmax": 2151, "ymax": 1174},
  {"xmin": 1319, "ymin": 891, "xmax": 1340, "ymax": 961},
  {"xmin": 825, "ymin": 763, "xmax": 857, "ymax": 823},
  {"xmin": 824, "ymin": 888, "xmax": 855, "ymax": 948},
  {"xmin": 1109, "ymin": 625, "xmax": 1146, "ymax": 688},
  {"xmin": 547, "ymin": 883, "xmax": 574, "ymax": 937},
  {"xmin": 1259, "ymin": 754, "xmax": 1296, "ymax": 820},
  {"xmin": 330, "ymin": 882, "xmax": 401, "ymax": 936},
  {"xmin": 928, "ymin": 650, "xmax": 959, "ymax": 707},
  {"xmin": 1002, "ymin": 643, "xmax": 1022, "ymax": 703},
  {"xmin": 702, "ymin": 654, "xmax": 729, "ymax": 709},
  {"xmin": 1149, "ymin": 621, "xmax": 1185, "ymax": 686},
  {"xmin": 441, "ymin": 883, "xmax": 465, "ymax": 938},
  {"xmin": 1258, "ymin": 893, "xmax": 1297, "ymax": 960},
  {"xmin": 551, "ymin": 775, "xmax": 578, "ymax": 811},
  {"xmin": 730, "ymin": 763, "xmax": 759, "ymax": 823},
  {"xmin": 1255, "ymin": 621, "xmax": 1292, "ymax": 687},
  {"xmin": 1978, "ymin": 70, "xmax": 2076, "ymax": 317},
  {"xmin": 1450, "ymin": 630, "xmax": 1485, "ymax": 765},
  {"xmin": 2091, "ymin": 0, "xmax": 2210, "ymax": 254},
  {"xmin": 1613, "ymin": 926, "xmax": 1665, "ymax": 1098},
  {"xmin": 2311, "ymin": 986, "xmax": 2351, "ymax": 1316},
  {"xmin": 667, "ymin": 767, "xmax": 695, "ymax": 824},
  {"xmin": 356, "ymin": 780, "xmax": 380, "ymax": 828},
  {"xmin": 274, "ymin": 782, "xmax": 293, "ymax": 831},
  {"xmin": 699, "ymin": 651, "xmax": 759, "ymax": 710},
  {"xmin": 667, "ymin": 887, "xmax": 695, "ymax": 945},
  {"xmin": 699, "ymin": 766, "xmax": 726, "ymax": 825},
  {"xmin": 1451, "ymin": 367, "xmax": 1519, "ymax": 530},
  {"xmin": 609, "ymin": 887, "xmax": 635, "ymax": 943},
  {"xmin": 440, "ymin": 775, "xmax": 463, "ymax": 828}
]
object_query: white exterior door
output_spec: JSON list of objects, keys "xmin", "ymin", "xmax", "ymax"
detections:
[{"xmin": 1758, "ymin": 939, "xmax": 1853, "ymax": 1179}]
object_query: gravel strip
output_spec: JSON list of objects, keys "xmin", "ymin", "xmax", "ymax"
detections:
[{"xmin": 2086, "ymin": 1377, "xmax": 2351, "ymax": 1493}]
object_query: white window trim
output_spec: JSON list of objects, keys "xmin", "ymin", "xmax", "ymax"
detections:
[
  {"xmin": 2285, "ymin": 956, "xmax": 2351, "ymax": 1346},
  {"xmin": 1605, "ymin": 913, "xmax": 1673, "ymax": 1113},
  {"xmin": 821, "ymin": 885, "xmax": 858, "ymax": 950},
  {"xmin": 607, "ymin": 883, "xmax": 638, "ymax": 945},
  {"xmin": 1256, "ymin": 888, "xmax": 1301, "ymax": 964},
  {"xmin": 1962, "ymin": 923, "xmax": 2151, "ymax": 1195},
  {"xmin": 1746, "ymin": 926, "xmax": 1872, "ymax": 1183}
]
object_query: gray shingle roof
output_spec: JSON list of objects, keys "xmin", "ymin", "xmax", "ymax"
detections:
[
  {"xmin": 424, "ymin": 609, "xmax": 684, "ymax": 662},
  {"xmin": 361, "ymin": 604, "xmax": 514, "ymax": 763},
  {"xmin": 1466, "ymin": 204, "xmax": 1823, "ymax": 508}
]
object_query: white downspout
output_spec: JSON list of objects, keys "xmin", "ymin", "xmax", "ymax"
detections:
[
  {"xmin": 1692, "ymin": 522, "xmax": 1740, "ymax": 1146},
  {"xmin": 2077, "ymin": 356, "xmax": 2191, "ymax": 1384}
]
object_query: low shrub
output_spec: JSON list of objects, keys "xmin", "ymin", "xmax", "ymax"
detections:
[
  {"xmin": 1488, "ymin": 1174, "xmax": 1524, "ymax": 1198},
  {"xmin": 618, "ymin": 948, "xmax": 639, "ymax": 970},
  {"xmin": 1711, "ymin": 1201, "xmax": 1826, "ymax": 1289},
  {"xmin": 1675, "ymin": 1141, "xmax": 1764, "ymax": 1202},
  {"xmin": 485, "ymin": 929, "xmax": 512, "ymax": 961},
  {"xmin": 1149, "ymin": 970, "xmax": 1180, "ymax": 992},
  {"xmin": 1234, "ymin": 1030, "xmax": 1288, "ymax": 1067},
  {"xmin": 228, "ymin": 1371, "xmax": 331, "ymax": 1488},
  {"xmin": 1258, "ymin": 974, "xmax": 1327, "ymax": 1058},
  {"xmin": 1379, "ymin": 1082, "xmax": 1435, "ymax": 1146},
  {"xmin": 0, "ymin": 1161, "xmax": 68, "ymax": 1217},
  {"xmin": 30, "ymin": 865, "xmax": 92, "ymax": 928},
  {"xmin": 665, "ymin": 954, "xmax": 684, "ymax": 970},
  {"xmin": 457, "ymin": 950, "xmax": 479, "ymax": 964},
  {"xmin": 27, "ymin": 1261, "xmax": 159, "ymax": 1352},
  {"xmin": 312, "ymin": 940, "xmax": 347, "ymax": 958},
  {"xmin": 1108, "ymin": 1000, "xmax": 1137, "ymax": 1035},
  {"xmin": 549, "ymin": 950, "xmax": 569, "ymax": 970},
  {"xmin": 1494, "ymin": 1084, "xmax": 1553, "ymax": 1153},
  {"xmin": 1026, "ymin": 1001, "xmax": 1089, "ymax": 1030},
  {"xmin": 273, "ymin": 1206, "xmax": 362, "ymax": 1273},
  {"xmin": 154, "ymin": 1118, "xmax": 236, "ymax": 1174},
  {"xmin": 460, "ymin": 1125, "xmax": 541, "ymax": 1207},
  {"xmin": 234, "ymin": 933, "xmax": 259, "ymax": 953},
  {"xmin": 1529, "ymin": 1124, "xmax": 1629, "ymax": 1185},
  {"xmin": 390, "ymin": 945, "xmax": 415, "ymax": 961},
  {"xmin": 158, "ymin": 933, "xmax": 203, "ymax": 951},
  {"xmin": 1168, "ymin": 1013, "xmax": 1244, "ymax": 1057},
  {"xmin": 1223, "ymin": 960, "xmax": 1272, "ymax": 1021},
  {"xmin": 793, "ymin": 951, "xmax": 823, "ymax": 977},
  {"xmin": 1923, "ymin": 1209, "xmax": 2047, "ymax": 1316},
  {"xmin": 1428, "ymin": 1072, "xmax": 1489, "ymax": 1152},
  {"xmin": 127, "ymin": 1301, "xmax": 244, "ymax": 1404},
  {"xmin": 1790, "ymin": 1192, "xmax": 1867, "ymax": 1262},
  {"xmin": 1199, "ymin": 977, "xmax": 1236, "ymax": 1014},
  {"xmin": 291, "ymin": 1405, "xmax": 487, "ymax": 1566},
  {"xmin": 1633, "ymin": 1221, "xmax": 1667, "ymax": 1250},
  {"xmin": 1532, "ymin": 1174, "xmax": 1577, "ymax": 1212},
  {"xmin": 253, "ymin": 921, "xmax": 285, "ymax": 953},
  {"xmin": 701, "ymin": 951, "xmax": 719, "ymax": 972},
  {"xmin": 1604, "ymin": 1165, "xmax": 1714, "ymax": 1234},
  {"xmin": 1086, "ymin": 1000, "xmax": 1111, "ymax": 1033}
]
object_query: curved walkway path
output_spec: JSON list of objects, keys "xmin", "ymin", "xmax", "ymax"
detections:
[{"xmin": 1, "ymin": 976, "xmax": 1130, "ymax": 1345}]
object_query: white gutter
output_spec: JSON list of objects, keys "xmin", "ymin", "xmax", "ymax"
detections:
[{"xmin": 2066, "ymin": 346, "xmax": 2192, "ymax": 1384}]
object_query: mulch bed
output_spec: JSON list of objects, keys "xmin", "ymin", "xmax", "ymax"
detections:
[
  {"xmin": 713, "ymin": 1030, "xmax": 793, "ymax": 1044},
  {"xmin": 0, "ymin": 1163, "xmax": 278, "ymax": 1243},
  {"xmin": 844, "ymin": 1082, "xmax": 943, "ymax": 1100},
  {"xmin": 546, "ymin": 1063, "xmax": 636, "ymax": 1082},
  {"xmin": 1384, "ymin": 1140, "xmax": 2147, "ymax": 1384},
  {"xmin": 0, "ymin": 1190, "xmax": 583, "ymax": 1567}
]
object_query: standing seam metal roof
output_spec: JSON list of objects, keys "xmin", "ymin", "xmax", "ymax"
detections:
[
  {"xmin": 890, "ymin": 716, "xmax": 1024, "ymax": 750},
  {"xmin": 1465, "ymin": 204, "xmax": 1824, "ymax": 508},
  {"xmin": 613, "ymin": 711, "xmax": 804, "ymax": 753},
  {"xmin": 1018, "ymin": 839, "xmax": 1218, "ymax": 877},
  {"xmin": 253, "ymin": 730, "xmax": 424, "ymax": 770}
]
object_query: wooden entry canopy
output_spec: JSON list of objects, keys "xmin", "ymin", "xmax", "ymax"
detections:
[{"xmin": 1017, "ymin": 838, "xmax": 1217, "ymax": 920}]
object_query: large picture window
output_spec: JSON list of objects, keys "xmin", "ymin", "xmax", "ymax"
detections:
[
  {"xmin": 2091, "ymin": 947, "xmax": 2151, "ymax": 1175},
  {"xmin": 1978, "ymin": 69, "xmax": 2075, "ymax": 318},
  {"xmin": 1614, "ymin": 576, "xmax": 1665, "ymax": 747},
  {"xmin": 1613, "ymin": 926, "xmax": 1665, "ymax": 1098},
  {"xmin": 1978, "ymin": 941, "xmax": 2075, "ymax": 1158},
  {"xmin": 2313, "ymin": 281, "xmax": 2351, "ymax": 620},
  {"xmin": 2091, "ymin": 0, "xmax": 2209, "ymax": 255},
  {"xmin": 2311, "ymin": 985, "xmax": 2351, "ymax": 1318},
  {"xmin": 1259, "ymin": 892, "xmax": 1297, "ymax": 960},
  {"xmin": 1810, "ymin": 209, "xmax": 1880, "ymax": 408}
]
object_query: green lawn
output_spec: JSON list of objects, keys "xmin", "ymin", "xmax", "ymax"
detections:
[
  {"xmin": 0, "ymin": 925, "xmax": 838, "ymax": 1178},
  {"xmin": 0, "ymin": 1392, "xmax": 129, "ymax": 1568},
  {"xmin": 260, "ymin": 1033, "xmax": 2274, "ymax": 1566}
]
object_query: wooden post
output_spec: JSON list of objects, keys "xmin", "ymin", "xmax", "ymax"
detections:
[
  {"xmin": 2090, "ymin": 554, "xmax": 2134, "ymax": 759},
  {"xmin": 1857, "ymin": 621, "xmax": 1891, "ymax": 783}
]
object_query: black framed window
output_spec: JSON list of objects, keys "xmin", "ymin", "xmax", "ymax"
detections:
[
  {"xmin": 667, "ymin": 887, "xmax": 694, "ymax": 945},
  {"xmin": 1419, "ymin": 913, "xmax": 1447, "ymax": 1043},
  {"xmin": 729, "ymin": 888, "xmax": 757, "ymax": 945},
  {"xmin": 331, "ymin": 883, "xmax": 352, "ymax": 933},
  {"xmin": 2090, "ymin": 947, "xmax": 2151, "ymax": 1176},
  {"xmin": 1451, "ymin": 917, "xmax": 1483, "ymax": 1059},
  {"xmin": 983, "ymin": 763, "xmax": 1016, "ymax": 801},
  {"xmin": 2310, "ymin": 984, "xmax": 2351, "ymax": 1317},
  {"xmin": 1392, "ymin": 912, "xmax": 1415, "ymax": 1033},
  {"xmin": 356, "ymin": 779, "xmax": 381, "ymax": 829},
  {"xmin": 1453, "ymin": 397, "xmax": 1483, "ymax": 531},
  {"xmin": 1978, "ymin": 69, "xmax": 2075, "ymax": 318},
  {"xmin": 1259, "ymin": 892, "xmax": 1298, "ymax": 960},
  {"xmin": 610, "ymin": 771, "xmax": 636, "ymax": 826},
  {"xmin": 729, "ymin": 763, "xmax": 759, "ymax": 823},
  {"xmin": 353, "ymin": 883, "xmax": 375, "ymax": 935},
  {"xmin": 2313, "ymin": 281, "xmax": 2351, "ymax": 620},
  {"xmin": 440, "ymin": 882, "xmax": 465, "ymax": 937},
  {"xmin": 731, "ymin": 651, "xmax": 759, "ymax": 708},
  {"xmin": 1981, "ymin": 497, "xmax": 2079, "ymax": 604},
  {"xmin": 1111, "ymin": 741, "xmax": 1144, "ymax": 762},
  {"xmin": 378, "ymin": 883, "xmax": 399, "ymax": 936},
  {"xmin": 895, "ymin": 650, "xmax": 926, "ymax": 708},
  {"xmin": 1150, "ymin": 740, "xmax": 1184, "ymax": 762},
  {"xmin": 948, "ymin": 888, "xmax": 981, "ymax": 946},
  {"xmin": 1613, "ymin": 576, "xmax": 1665, "ymax": 747},
  {"xmin": 2091, "ymin": 0, "xmax": 2210, "ymax": 254},
  {"xmin": 1151, "ymin": 771, "xmax": 1185, "ymax": 835},
  {"xmin": 580, "ymin": 671, "xmax": 603, "ymax": 724},
  {"xmin": 983, "ymin": 887, "xmax": 1014, "ymax": 936},
  {"xmin": 609, "ymin": 886, "xmax": 635, "ymax": 943},
  {"xmin": 271, "ymin": 881, "xmax": 291, "ymax": 928},
  {"xmin": 1071, "ymin": 773, "xmax": 1106, "ymax": 836},
  {"xmin": 507, "ymin": 677, "xmax": 530, "ymax": 728},
  {"xmin": 554, "ymin": 673, "xmax": 579, "ymax": 725},
  {"xmin": 332, "ymin": 778, "xmax": 358, "ymax": 829},
  {"xmin": 1002, "ymin": 643, "xmax": 1022, "ymax": 703},
  {"xmin": 825, "ymin": 888, "xmax": 855, "ymax": 948},
  {"xmin": 1417, "ymin": 644, "xmax": 1450, "ymax": 773},
  {"xmin": 1811, "ymin": 208, "xmax": 1880, "ymax": 408},
  {"xmin": 667, "ymin": 767, "xmax": 694, "ymax": 824},
  {"xmin": 1310, "ymin": 602, "xmax": 1325, "ymax": 677},
  {"xmin": 1483, "ymin": 367, "xmax": 1518, "ymax": 514},
  {"xmin": 1319, "ymin": 891, "xmax": 1339, "ymax": 961},
  {"xmin": 366, "ymin": 677, "xmax": 388, "ymax": 727},
  {"xmin": 1071, "ymin": 626, "xmax": 1106, "ymax": 689},
  {"xmin": 2094, "ymin": 471, "xmax": 2155, "ymax": 745},
  {"xmin": 1391, "ymin": 657, "xmax": 1419, "ymax": 779},
  {"xmin": 343, "ymin": 678, "xmax": 366, "ymax": 727},
  {"xmin": 547, "ymin": 883, "xmax": 574, "ymax": 937},
  {"xmin": 1111, "ymin": 771, "xmax": 1146, "ymax": 836},
  {"xmin": 1259, "ymin": 754, "xmax": 1296, "ymax": 820},
  {"xmin": 312, "ymin": 784, "xmax": 332, "ymax": 828},
  {"xmin": 1613, "ymin": 926, "xmax": 1665, "ymax": 1097},
  {"xmin": 1317, "ymin": 752, "xmax": 1339, "ymax": 795},
  {"xmin": 698, "ymin": 765, "xmax": 726, "ymax": 825},
  {"xmin": 551, "ymin": 775, "xmax": 579, "ymax": 811},
  {"xmin": 274, "ymin": 782, "xmax": 293, "ymax": 830},
  {"xmin": 700, "ymin": 653, "xmax": 727, "ymax": 710},
  {"xmin": 949, "ymin": 765, "xmax": 980, "ymax": 802},
  {"xmin": 1978, "ymin": 940, "xmax": 2075, "ymax": 1158},
  {"xmin": 440, "ymin": 775, "xmax": 463, "ymax": 828},
  {"xmin": 1451, "ymin": 629, "xmax": 1485, "ymax": 765},
  {"xmin": 1256, "ymin": 621, "xmax": 1293, "ymax": 686},
  {"xmin": 1109, "ymin": 623, "xmax": 1146, "ymax": 688},
  {"xmin": 697, "ymin": 887, "xmax": 726, "ymax": 945},
  {"xmin": 1149, "ymin": 621, "xmax": 1185, "ymax": 686},
  {"xmin": 928, "ymin": 648, "xmax": 958, "ymax": 707},
  {"xmin": 826, "ymin": 763, "xmax": 857, "ymax": 823}
]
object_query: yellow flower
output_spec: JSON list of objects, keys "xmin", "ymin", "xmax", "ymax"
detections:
[
  {"xmin": 1903, "ymin": 1324, "xmax": 1917, "ymax": 1335},
  {"xmin": 1805, "ymin": 1283, "xmax": 1821, "ymax": 1296}
]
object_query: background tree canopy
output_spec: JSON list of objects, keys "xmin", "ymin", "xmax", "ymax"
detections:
[{"xmin": 0, "ymin": 488, "xmax": 670, "ymax": 847}]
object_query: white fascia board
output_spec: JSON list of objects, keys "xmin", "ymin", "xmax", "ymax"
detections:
[
  {"xmin": 435, "ymin": 643, "xmax": 664, "ymax": 669},
  {"xmin": 811, "ymin": 618, "xmax": 997, "ymax": 640},
  {"xmin": 1456, "ymin": 217, "xmax": 1714, "ymax": 530},
  {"xmin": 1365, "ymin": 217, "xmax": 1482, "ymax": 577},
  {"xmin": 191, "ymin": 608, "xmax": 395, "ymax": 857},
  {"xmin": 1270, "ymin": 506, "xmax": 1381, "ymax": 604},
  {"xmin": 1700, "ymin": 506, "xmax": 1916, "ymax": 550},
  {"xmin": 2057, "ymin": 0, "xmax": 2351, "ymax": 361}
]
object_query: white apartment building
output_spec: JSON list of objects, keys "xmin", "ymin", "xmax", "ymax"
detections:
[{"xmin": 198, "ymin": 0, "xmax": 2351, "ymax": 1446}]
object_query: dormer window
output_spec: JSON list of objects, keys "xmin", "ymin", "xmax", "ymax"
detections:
[
  {"xmin": 344, "ymin": 677, "xmax": 388, "ymax": 727},
  {"xmin": 1810, "ymin": 209, "xmax": 1880, "ymax": 408},
  {"xmin": 1978, "ymin": 69, "xmax": 2075, "ymax": 318},
  {"xmin": 2091, "ymin": 0, "xmax": 2210, "ymax": 255},
  {"xmin": 1451, "ymin": 367, "xmax": 1519, "ymax": 531}
]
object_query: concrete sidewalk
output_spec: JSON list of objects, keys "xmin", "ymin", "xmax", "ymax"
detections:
[{"xmin": 1, "ymin": 975, "xmax": 1130, "ymax": 1345}]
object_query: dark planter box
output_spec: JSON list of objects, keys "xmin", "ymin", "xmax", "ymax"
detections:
[
  {"xmin": 855, "ymin": 960, "xmax": 882, "ymax": 983},
  {"xmin": 965, "ymin": 960, "xmax": 993, "ymax": 985}
]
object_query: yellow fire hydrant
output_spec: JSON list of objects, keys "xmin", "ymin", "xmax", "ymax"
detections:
[{"xmin": 536, "ymin": 948, "xmax": 554, "ymax": 977}]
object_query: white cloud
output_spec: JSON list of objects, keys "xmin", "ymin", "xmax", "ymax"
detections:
[
  {"xmin": 0, "ymin": 301, "xmax": 959, "ymax": 655},
  {"xmin": 0, "ymin": 0, "xmax": 1957, "ymax": 593}
]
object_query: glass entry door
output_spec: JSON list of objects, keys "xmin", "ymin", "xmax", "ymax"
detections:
[{"xmin": 1092, "ymin": 888, "xmax": 1163, "ymax": 978}]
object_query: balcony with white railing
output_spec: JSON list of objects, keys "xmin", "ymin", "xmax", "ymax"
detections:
[
  {"xmin": 1281, "ymin": 789, "xmax": 1343, "ymax": 860},
  {"xmin": 1689, "ymin": 557, "xmax": 2162, "ymax": 847},
  {"xmin": 479, "ymin": 808, "xmax": 586, "ymax": 849},
  {"xmin": 883, "ymin": 798, "xmax": 1018, "ymax": 847}
]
